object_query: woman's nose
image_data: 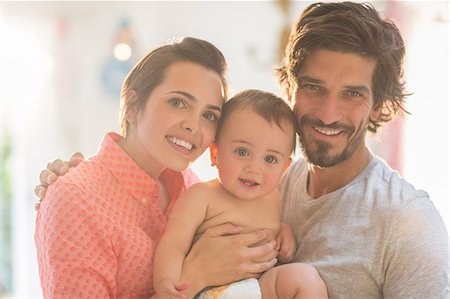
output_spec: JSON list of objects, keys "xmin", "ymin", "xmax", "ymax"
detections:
[{"xmin": 182, "ymin": 117, "xmax": 199, "ymax": 134}]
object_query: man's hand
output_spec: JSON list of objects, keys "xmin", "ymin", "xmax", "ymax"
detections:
[
  {"xmin": 180, "ymin": 223, "xmax": 278, "ymax": 297},
  {"xmin": 34, "ymin": 152, "xmax": 84, "ymax": 210},
  {"xmin": 275, "ymin": 223, "xmax": 296, "ymax": 264}
]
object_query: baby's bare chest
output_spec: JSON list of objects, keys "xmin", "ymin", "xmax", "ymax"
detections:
[{"xmin": 196, "ymin": 197, "xmax": 280, "ymax": 240}]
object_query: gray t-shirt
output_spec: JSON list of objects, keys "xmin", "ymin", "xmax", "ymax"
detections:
[{"xmin": 280, "ymin": 157, "xmax": 449, "ymax": 298}]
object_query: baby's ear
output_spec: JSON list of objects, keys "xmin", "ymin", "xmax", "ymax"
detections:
[
  {"xmin": 209, "ymin": 143, "xmax": 218, "ymax": 167},
  {"xmin": 284, "ymin": 157, "xmax": 292, "ymax": 173}
]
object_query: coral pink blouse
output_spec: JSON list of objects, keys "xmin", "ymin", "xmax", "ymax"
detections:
[{"xmin": 35, "ymin": 132, "xmax": 198, "ymax": 298}]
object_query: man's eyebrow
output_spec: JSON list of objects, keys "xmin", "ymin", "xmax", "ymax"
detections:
[
  {"xmin": 298, "ymin": 75, "xmax": 324, "ymax": 85},
  {"xmin": 168, "ymin": 90, "xmax": 222, "ymax": 112},
  {"xmin": 299, "ymin": 77, "xmax": 371, "ymax": 95}
]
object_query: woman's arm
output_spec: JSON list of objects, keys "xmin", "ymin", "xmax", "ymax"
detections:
[
  {"xmin": 180, "ymin": 224, "xmax": 279, "ymax": 298},
  {"xmin": 35, "ymin": 181, "xmax": 117, "ymax": 297}
]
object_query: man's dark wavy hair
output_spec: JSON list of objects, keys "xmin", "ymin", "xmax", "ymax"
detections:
[{"xmin": 277, "ymin": 2, "xmax": 409, "ymax": 133}]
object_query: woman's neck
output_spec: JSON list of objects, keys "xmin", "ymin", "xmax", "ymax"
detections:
[{"xmin": 118, "ymin": 133, "xmax": 165, "ymax": 180}]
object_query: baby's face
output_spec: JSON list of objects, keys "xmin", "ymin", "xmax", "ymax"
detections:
[{"xmin": 213, "ymin": 108, "xmax": 294, "ymax": 200}]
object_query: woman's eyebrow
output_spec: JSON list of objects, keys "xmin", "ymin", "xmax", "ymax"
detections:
[{"xmin": 168, "ymin": 90, "xmax": 222, "ymax": 112}]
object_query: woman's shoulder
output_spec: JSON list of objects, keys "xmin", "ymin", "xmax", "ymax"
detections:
[{"xmin": 44, "ymin": 158, "xmax": 109, "ymax": 206}]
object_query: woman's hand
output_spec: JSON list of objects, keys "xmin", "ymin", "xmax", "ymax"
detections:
[
  {"xmin": 34, "ymin": 152, "xmax": 84, "ymax": 210},
  {"xmin": 275, "ymin": 223, "xmax": 296, "ymax": 264},
  {"xmin": 180, "ymin": 223, "xmax": 278, "ymax": 297}
]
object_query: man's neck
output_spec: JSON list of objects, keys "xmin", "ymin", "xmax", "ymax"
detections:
[{"xmin": 307, "ymin": 145, "xmax": 373, "ymax": 199}]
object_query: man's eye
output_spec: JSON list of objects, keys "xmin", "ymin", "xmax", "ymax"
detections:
[
  {"xmin": 307, "ymin": 84, "xmax": 320, "ymax": 91},
  {"xmin": 265, "ymin": 155, "xmax": 278, "ymax": 164},
  {"xmin": 234, "ymin": 148, "xmax": 249, "ymax": 157},
  {"xmin": 168, "ymin": 98, "xmax": 186, "ymax": 108},
  {"xmin": 347, "ymin": 90, "xmax": 362, "ymax": 97},
  {"xmin": 300, "ymin": 83, "xmax": 320, "ymax": 91}
]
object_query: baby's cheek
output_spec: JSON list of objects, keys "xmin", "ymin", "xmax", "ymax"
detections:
[{"xmin": 265, "ymin": 173, "xmax": 283, "ymax": 190}]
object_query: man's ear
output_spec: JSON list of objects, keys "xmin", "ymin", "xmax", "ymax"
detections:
[
  {"xmin": 369, "ymin": 102, "xmax": 383, "ymax": 123},
  {"xmin": 209, "ymin": 143, "xmax": 218, "ymax": 167}
]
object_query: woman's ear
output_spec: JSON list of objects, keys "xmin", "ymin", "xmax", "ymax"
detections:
[
  {"xmin": 209, "ymin": 142, "xmax": 218, "ymax": 167},
  {"xmin": 125, "ymin": 91, "xmax": 139, "ymax": 126}
]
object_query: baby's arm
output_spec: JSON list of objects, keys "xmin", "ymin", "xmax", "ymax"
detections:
[
  {"xmin": 275, "ymin": 223, "xmax": 296, "ymax": 263},
  {"xmin": 153, "ymin": 183, "xmax": 209, "ymax": 298}
]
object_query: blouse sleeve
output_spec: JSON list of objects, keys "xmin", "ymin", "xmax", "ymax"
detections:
[{"xmin": 35, "ymin": 181, "xmax": 117, "ymax": 298}]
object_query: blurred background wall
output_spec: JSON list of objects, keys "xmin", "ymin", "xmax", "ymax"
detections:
[{"xmin": 0, "ymin": 1, "xmax": 448, "ymax": 297}]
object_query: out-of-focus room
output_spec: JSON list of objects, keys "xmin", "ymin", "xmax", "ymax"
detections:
[{"xmin": 0, "ymin": 1, "xmax": 448, "ymax": 297}]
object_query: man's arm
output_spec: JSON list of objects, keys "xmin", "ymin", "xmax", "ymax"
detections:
[
  {"xmin": 34, "ymin": 152, "xmax": 84, "ymax": 210},
  {"xmin": 383, "ymin": 197, "xmax": 449, "ymax": 298}
]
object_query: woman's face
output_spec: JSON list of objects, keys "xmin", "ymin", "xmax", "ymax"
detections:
[{"xmin": 123, "ymin": 61, "xmax": 225, "ymax": 177}]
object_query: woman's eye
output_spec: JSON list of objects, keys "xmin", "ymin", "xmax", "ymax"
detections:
[
  {"xmin": 234, "ymin": 148, "xmax": 249, "ymax": 157},
  {"xmin": 265, "ymin": 155, "xmax": 278, "ymax": 164},
  {"xmin": 168, "ymin": 98, "xmax": 186, "ymax": 108},
  {"xmin": 203, "ymin": 112, "xmax": 218, "ymax": 123}
]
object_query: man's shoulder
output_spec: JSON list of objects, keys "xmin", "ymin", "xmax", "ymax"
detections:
[
  {"xmin": 367, "ymin": 157, "xmax": 429, "ymax": 201},
  {"xmin": 283, "ymin": 157, "xmax": 307, "ymax": 179}
]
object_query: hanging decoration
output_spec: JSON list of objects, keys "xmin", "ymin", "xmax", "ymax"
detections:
[{"xmin": 101, "ymin": 18, "xmax": 136, "ymax": 98}]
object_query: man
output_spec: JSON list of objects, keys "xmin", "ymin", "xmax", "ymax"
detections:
[
  {"xmin": 277, "ymin": 2, "xmax": 448, "ymax": 298},
  {"xmin": 36, "ymin": 2, "xmax": 448, "ymax": 298}
]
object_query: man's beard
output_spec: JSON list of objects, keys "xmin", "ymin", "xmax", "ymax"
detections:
[{"xmin": 297, "ymin": 115, "xmax": 367, "ymax": 168}]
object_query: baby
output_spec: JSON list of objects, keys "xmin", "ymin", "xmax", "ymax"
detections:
[{"xmin": 153, "ymin": 89, "xmax": 327, "ymax": 299}]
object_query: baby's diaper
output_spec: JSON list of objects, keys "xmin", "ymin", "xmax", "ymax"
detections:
[{"xmin": 196, "ymin": 278, "xmax": 261, "ymax": 299}]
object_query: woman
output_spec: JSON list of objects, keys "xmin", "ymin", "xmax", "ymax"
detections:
[{"xmin": 35, "ymin": 37, "xmax": 278, "ymax": 298}]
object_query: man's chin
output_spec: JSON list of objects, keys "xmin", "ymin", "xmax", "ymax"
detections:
[{"xmin": 303, "ymin": 150, "xmax": 349, "ymax": 168}]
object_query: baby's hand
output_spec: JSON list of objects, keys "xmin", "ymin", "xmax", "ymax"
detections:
[
  {"xmin": 275, "ymin": 223, "xmax": 296, "ymax": 263},
  {"xmin": 154, "ymin": 278, "xmax": 190, "ymax": 299}
]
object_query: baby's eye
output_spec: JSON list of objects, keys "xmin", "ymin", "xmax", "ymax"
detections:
[
  {"xmin": 168, "ymin": 98, "xmax": 186, "ymax": 109},
  {"xmin": 234, "ymin": 148, "xmax": 249, "ymax": 157},
  {"xmin": 203, "ymin": 112, "xmax": 219, "ymax": 123},
  {"xmin": 264, "ymin": 155, "xmax": 278, "ymax": 164}
]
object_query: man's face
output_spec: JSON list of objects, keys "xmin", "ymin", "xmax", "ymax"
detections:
[{"xmin": 294, "ymin": 49, "xmax": 380, "ymax": 168}]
